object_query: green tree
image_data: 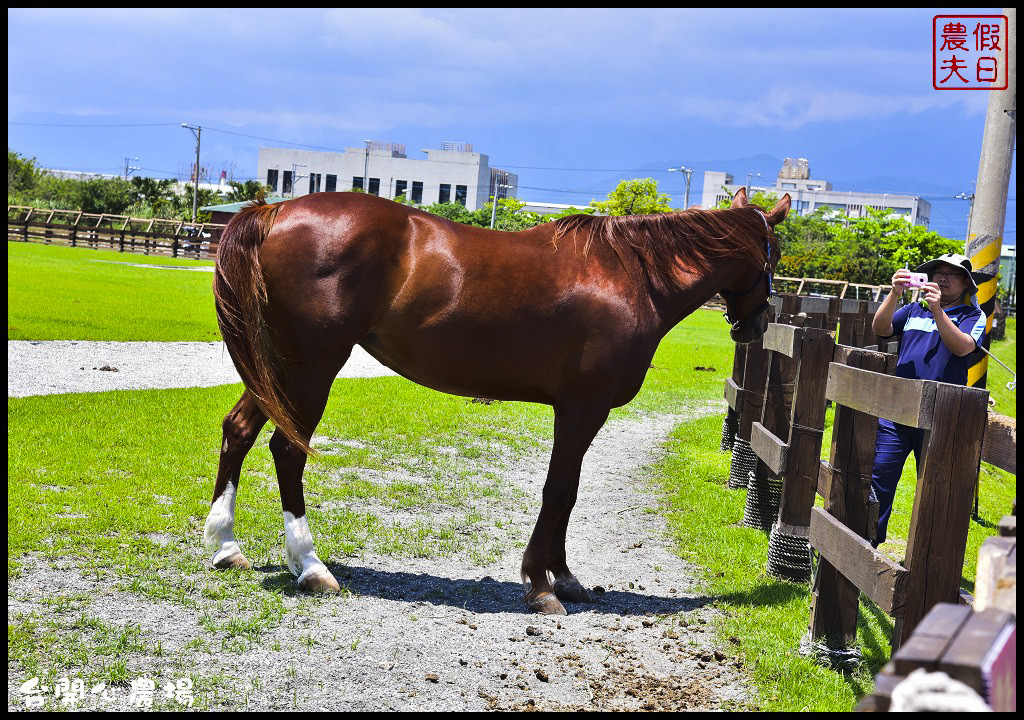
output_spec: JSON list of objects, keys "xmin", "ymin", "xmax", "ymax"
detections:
[
  {"xmin": 8, "ymin": 150, "xmax": 41, "ymax": 196},
  {"xmin": 468, "ymin": 197, "xmax": 546, "ymax": 231},
  {"xmin": 420, "ymin": 201, "xmax": 474, "ymax": 225},
  {"xmin": 71, "ymin": 177, "xmax": 138, "ymax": 215},
  {"xmin": 591, "ymin": 178, "xmax": 673, "ymax": 216},
  {"xmin": 775, "ymin": 208, "xmax": 960, "ymax": 285},
  {"xmin": 224, "ymin": 179, "xmax": 270, "ymax": 203}
]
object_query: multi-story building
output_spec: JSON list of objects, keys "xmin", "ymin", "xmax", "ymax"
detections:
[
  {"xmin": 700, "ymin": 158, "xmax": 931, "ymax": 228},
  {"xmin": 257, "ymin": 141, "xmax": 518, "ymax": 212}
]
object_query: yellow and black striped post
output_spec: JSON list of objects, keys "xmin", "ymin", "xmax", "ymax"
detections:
[{"xmin": 965, "ymin": 8, "xmax": 1015, "ymax": 389}]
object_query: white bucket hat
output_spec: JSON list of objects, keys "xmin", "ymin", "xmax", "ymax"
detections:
[{"xmin": 915, "ymin": 253, "xmax": 979, "ymax": 294}]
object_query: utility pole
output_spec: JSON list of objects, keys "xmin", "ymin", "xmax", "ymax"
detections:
[
  {"xmin": 489, "ymin": 176, "xmax": 510, "ymax": 229},
  {"xmin": 123, "ymin": 157, "xmax": 140, "ymax": 180},
  {"xmin": 181, "ymin": 123, "xmax": 202, "ymax": 222},
  {"xmin": 668, "ymin": 166, "xmax": 693, "ymax": 209},
  {"xmin": 964, "ymin": 8, "xmax": 1015, "ymax": 389},
  {"xmin": 745, "ymin": 172, "xmax": 762, "ymax": 200},
  {"xmin": 363, "ymin": 139, "xmax": 371, "ymax": 194}
]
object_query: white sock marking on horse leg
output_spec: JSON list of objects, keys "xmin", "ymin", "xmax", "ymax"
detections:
[
  {"xmin": 283, "ymin": 511, "xmax": 329, "ymax": 582},
  {"xmin": 204, "ymin": 482, "xmax": 243, "ymax": 564}
]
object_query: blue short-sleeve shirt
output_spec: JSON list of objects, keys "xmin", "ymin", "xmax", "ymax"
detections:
[{"xmin": 883, "ymin": 302, "xmax": 985, "ymax": 385}]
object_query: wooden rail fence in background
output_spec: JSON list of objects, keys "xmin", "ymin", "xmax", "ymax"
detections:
[{"xmin": 8, "ymin": 206, "xmax": 226, "ymax": 260}]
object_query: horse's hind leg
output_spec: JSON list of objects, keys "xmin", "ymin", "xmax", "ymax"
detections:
[
  {"xmin": 268, "ymin": 363, "xmax": 343, "ymax": 594},
  {"xmin": 205, "ymin": 389, "xmax": 268, "ymax": 570},
  {"xmin": 522, "ymin": 403, "xmax": 609, "ymax": 614}
]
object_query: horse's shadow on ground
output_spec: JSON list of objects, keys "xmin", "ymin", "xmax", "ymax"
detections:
[{"xmin": 255, "ymin": 562, "xmax": 787, "ymax": 617}]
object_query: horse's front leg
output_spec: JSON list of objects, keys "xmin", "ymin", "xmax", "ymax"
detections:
[
  {"xmin": 549, "ymin": 509, "xmax": 594, "ymax": 603},
  {"xmin": 204, "ymin": 391, "xmax": 267, "ymax": 570},
  {"xmin": 522, "ymin": 403, "xmax": 609, "ymax": 614}
]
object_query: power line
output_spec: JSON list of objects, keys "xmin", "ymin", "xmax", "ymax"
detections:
[{"xmin": 8, "ymin": 121, "xmax": 180, "ymax": 128}]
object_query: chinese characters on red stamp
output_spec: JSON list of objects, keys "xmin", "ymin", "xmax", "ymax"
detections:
[{"xmin": 933, "ymin": 15, "xmax": 1008, "ymax": 90}]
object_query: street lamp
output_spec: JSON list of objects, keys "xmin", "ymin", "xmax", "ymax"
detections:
[{"xmin": 668, "ymin": 166, "xmax": 693, "ymax": 209}]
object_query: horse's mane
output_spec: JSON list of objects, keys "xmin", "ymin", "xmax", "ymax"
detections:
[{"xmin": 552, "ymin": 206, "xmax": 779, "ymax": 294}]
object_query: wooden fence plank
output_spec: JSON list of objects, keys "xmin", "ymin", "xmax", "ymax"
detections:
[
  {"xmin": 938, "ymin": 607, "xmax": 1015, "ymax": 699},
  {"xmin": 762, "ymin": 322, "xmax": 801, "ymax": 358},
  {"xmin": 890, "ymin": 603, "xmax": 972, "ymax": 675},
  {"xmin": 981, "ymin": 413, "xmax": 1016, "ymax": 474},
  {"xmin": 809, "ymin": 506, "xmax": 909, "ymax": 615},
  {"xmin": 825, "ymin": 362, "xmax": 936, "ymax": 429},
  {"xmin": 750, "ymin": 421, "xmax": 788, "ymax": 475}
]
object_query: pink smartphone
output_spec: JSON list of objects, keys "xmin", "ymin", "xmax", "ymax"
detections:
[{"xmin": 906, "ymin": 272, "xmax": 929, "ymax": 288}]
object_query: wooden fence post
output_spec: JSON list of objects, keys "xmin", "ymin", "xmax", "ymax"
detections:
[
  {"xmin": 895, "ymin": 382, "xmax": 989, "ymax": 647},
  {"xmin": 741, "ymin": 296, "xmax": 800, "ymax": 529},
  {"xmin": 721, "ymin": 342, "xmax": 747, "ymax": 452},
  {"xmin": 725, "ymin": 307, "xmax": 774, "ymax": 489},
  {"xmin": 807, "ymin": 350, "xmax": 890, "ymax": 654},
  {"xmin": 753, "ymin": 325, "xmax": 835, "ymax": 581}
]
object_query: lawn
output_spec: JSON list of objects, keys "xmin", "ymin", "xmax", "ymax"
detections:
[{"xmin": 8, "ymin": 241, "xmax": 219, "ymax": 341}]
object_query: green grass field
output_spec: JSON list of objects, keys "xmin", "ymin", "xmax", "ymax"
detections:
[
  {"xmin": 7, "ymin": 240, "xmax": 1016, "ymax": 711},
  {"xmin": 7, "ymin": 241, "xmax": 219, "ymax": 341}
]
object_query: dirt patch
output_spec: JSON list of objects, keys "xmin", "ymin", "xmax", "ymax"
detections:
[{"xmin": 8, "ymin": 408, "xmax": 750, "ymax": 711}]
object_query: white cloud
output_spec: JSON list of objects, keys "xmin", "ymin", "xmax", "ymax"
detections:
[{"xmin": 666, "ymin": 86, "xmax": 987, "ymax": 130}]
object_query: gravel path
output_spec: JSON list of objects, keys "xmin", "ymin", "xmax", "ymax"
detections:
[
  {"xmin": 7, "ymin": 341, "xmax": 396, "ymax": 397},
  {"xmin": 8, "ymin": 342, "xmax": 746, "ymax": 711}
]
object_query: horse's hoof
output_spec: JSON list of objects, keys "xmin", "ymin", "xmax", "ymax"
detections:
[
  {"xmin": 525, "ymin": 590, "xmax": 567, "ymax": 615},
  {"xmin": 554, "ymin": 577, "xmax": 594, "ymax": 603},
  {"xmin": 212, "ymin": 548, "xmax": 251, "ymax": 570},
  {"xmin": 298, "ymin": 567, "xmax": 341, "ymax": 594}
]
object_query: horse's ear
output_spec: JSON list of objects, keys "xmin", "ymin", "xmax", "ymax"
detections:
[
  {"xmin": 731, "ymin": 187, "xmax": 748, "ymax": 208},
  {"xmin": 765, "ymin": 193, "xmax": 791, "ymax": 226}
]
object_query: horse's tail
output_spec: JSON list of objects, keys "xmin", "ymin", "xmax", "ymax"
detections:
[{"xmin": 213, "ymin": 198, "xmax": 312, "ymax": 455}]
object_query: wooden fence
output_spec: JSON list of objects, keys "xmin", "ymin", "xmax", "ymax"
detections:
[
  {"xmin": 8, "ymin": 206, "xmax": 226, "ymax": 260},
  {"xmin": 720, "ymin": 292, "xmax": 1016, "ymax": 679},
  {"xmin": 773, "ymin": 275, "xmax": 888, "ymax": 301}
]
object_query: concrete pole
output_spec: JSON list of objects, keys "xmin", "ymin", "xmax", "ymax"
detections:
[
  {"xmin": 193, "ymin": 126, "xmax": 201, "ymax": 223},
  {"xmin": 964, "ymin": 8, "xmax": 1015, "ymax": 389}
]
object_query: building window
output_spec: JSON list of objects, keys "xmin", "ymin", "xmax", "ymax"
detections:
[
  {"xmin": 368, "ymin": 177, "xmax": 380, "ymax": 196},
  {"xmin": 439, "ymin": 184, "xmax": 451, "ymax": 203},
  {"xmin": 309, "ymin": 173, "xmax": 321, "ymax": 194},
  {"xmin": 411, "ymin": 181, "xmax": 423, "ymax": 204},
  {"xmin": 455, "ymin": 185, "xmax": 467, "ymax": 206},
  {"xmin": 352, "ymin": 176, "xmax": 364, "ymax": 191},
  {"xmin": 326, "ymin": 174, "xmax": 336, "ymax": 192},
  {"xmin": 267, "ymin": 169, "xmax": 279, "ymax": 192},
  {"xmin": 283, "ymin": 170, "xmax": 293, "ymax": 195},
  {"xmin": 395, "ymin": 180, "xmax": 408, "ymax": 199}
]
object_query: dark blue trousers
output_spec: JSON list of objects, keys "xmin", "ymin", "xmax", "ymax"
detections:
[{"xmin": 870, "ymin": 418, "xmax": 925, "ymax": 546}]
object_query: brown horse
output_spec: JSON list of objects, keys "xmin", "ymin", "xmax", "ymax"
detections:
[{"xmin": 205, "ymin": 187, "xmax": 789, "ymax": 615}]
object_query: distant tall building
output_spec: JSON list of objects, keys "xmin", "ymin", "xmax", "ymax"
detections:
[
  {"xmin": 700, "ymin": 158, "xmax": 931, "ymax": 228},
  {"xmin": 257, "ymin": 141, "xmax": 518, "ymax": 212}
]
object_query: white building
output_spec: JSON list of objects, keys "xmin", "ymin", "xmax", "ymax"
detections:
[
  {"xmin": 257, "ymin": 141, "xmax": 518, "ymax": 212},
  {"xmin": 700, "ymin": 158, "xmax": 931, "ymax": 227}
]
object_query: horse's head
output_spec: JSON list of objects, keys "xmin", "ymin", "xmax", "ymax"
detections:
[{"xmin": 720, "ymin": 188, "xmax": 790, "ymax": 344}]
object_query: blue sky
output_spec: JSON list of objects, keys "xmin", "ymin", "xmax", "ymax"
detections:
[{"xmin": 7, "ymin": 8, "xmax": 1014, "ymax": 246}]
